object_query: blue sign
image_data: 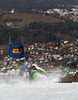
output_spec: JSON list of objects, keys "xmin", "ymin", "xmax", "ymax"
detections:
[
  {"xmin": 9, "ymin": 45, "xmax": 24, "ymax": 57},
  {"xmin": 9, "ymin": 37, "xmax": 27, "ymax": 79}
]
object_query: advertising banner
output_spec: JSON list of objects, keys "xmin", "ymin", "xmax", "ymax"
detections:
[{"xmin": 9, "ymin": 45, "xmax": 24, "ymax": 57}]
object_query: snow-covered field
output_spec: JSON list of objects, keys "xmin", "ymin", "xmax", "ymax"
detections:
[{"xmin": 0, "ymin": 73, "xmax": 78, "ymax": 100}]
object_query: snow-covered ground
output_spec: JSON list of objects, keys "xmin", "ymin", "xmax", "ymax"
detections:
[{"xmin": 0, "ymin": 72, "xmax": 78, "ymax": 100}]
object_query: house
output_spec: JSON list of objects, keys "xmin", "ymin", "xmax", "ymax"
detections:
[
  {"xmin": 6, "ymin": 22, "xmax": 13, "ymax": 26},
  {"xmin": 11, "ymin": 8, "xmax": 15, "ymax": 13},
  {"xmin": 35, "ymin": 51, "xmax": 39, "ymax": 54},
  {"xmin": 34, "ymin": 54, "xmax": 41, "ymax": 57},
  {"xmin": 46, "ymin": 45, "xmax": 52, "ymax": 51},
  {"xmin": 65, "ymin": 46, "xmax": 73, "ymax": 54},
  {"xmin": 75, "ymin": 47, "xmax": 78, "ymax": 51},
  {"xmin": 27, "ymin": 45, "xmax": 34, "ymax": 50},
  {"xmin": 0, "ymin": 49, "xmax": 3, "ymax": 54},
  {"xmin": 52, "ymin": 54, "xmax": 60, "ymax": 60}
]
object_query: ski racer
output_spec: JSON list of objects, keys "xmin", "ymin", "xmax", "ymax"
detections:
[{"xmin": 28, "ymin": 63, "xmax": 48, "ymax": 80}]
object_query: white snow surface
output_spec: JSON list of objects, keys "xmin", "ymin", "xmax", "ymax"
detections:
[{"xmin": 0, "ymin": 72, "xmax": 78, "ymax": 100}]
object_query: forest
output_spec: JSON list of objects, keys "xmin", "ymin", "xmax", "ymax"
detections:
[{"xmin": 0, "ymin": 21, "xmax": 78, "ymax": 45}]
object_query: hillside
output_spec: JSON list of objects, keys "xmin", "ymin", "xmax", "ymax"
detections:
[
  {"xmin": 0, "ymin": 13, "xmax": 78, "ymax": 45},
  {"xmin": 0, "ymin": 13, "xmax": 63, "ymax": 28}
]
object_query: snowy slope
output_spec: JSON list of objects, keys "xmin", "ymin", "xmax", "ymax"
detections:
[{"xmin": 0, "ymin": 73, "xmax": 78, "ymax": 100}]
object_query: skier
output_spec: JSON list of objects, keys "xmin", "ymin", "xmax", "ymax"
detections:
[{"xmin": 28, "ymin": 63, "xmax": 48, "ymax": 80}]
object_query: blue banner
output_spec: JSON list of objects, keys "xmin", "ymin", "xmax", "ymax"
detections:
[{"xmin": 9, "ymin": 45, "xmax": 24, "ymax": 57}]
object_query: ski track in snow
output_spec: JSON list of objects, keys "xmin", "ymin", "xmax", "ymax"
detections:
[{"xmin": 0, "ymin": 73, "xmax": 78, "ymax": 100}]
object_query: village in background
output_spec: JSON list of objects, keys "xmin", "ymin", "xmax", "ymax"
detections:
[{"xmin": 0, "ymin": 39, "xmax": 78, "ymax": 79}]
